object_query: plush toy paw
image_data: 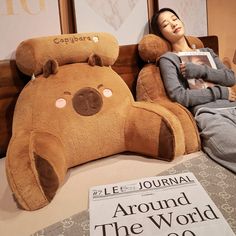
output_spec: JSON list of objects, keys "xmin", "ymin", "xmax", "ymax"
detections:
[{"xmin": 6, "ymin": 131, "xmax": 67, "ymax": 210}]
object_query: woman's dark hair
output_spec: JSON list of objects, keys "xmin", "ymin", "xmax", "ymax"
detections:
[{"xmin": 151, "ymin": 8, "xmax": 180, "ymax": 37}]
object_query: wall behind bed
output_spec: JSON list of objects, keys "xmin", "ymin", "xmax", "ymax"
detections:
[{"xmin": 207, "ymin": 0, "xmax": 236, "ymax": 72}]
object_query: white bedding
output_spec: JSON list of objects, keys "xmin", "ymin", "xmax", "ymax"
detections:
[{"xmin": 0, "ymin": 151, "xmax": 201, "ymax": 236}]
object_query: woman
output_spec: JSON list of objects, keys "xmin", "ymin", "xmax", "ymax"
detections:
[{"xmin": 151, "ymin": 8, "xmax": 236, "ymax": 173}]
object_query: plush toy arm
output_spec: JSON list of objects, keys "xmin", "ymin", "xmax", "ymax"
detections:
[
  {"xmin": 125, "ymin": 102, "xmax": 185, "ymax": 161},
  {"xmin": 6, "ymin": 131, "xmax": 67, "ymax": 211}
]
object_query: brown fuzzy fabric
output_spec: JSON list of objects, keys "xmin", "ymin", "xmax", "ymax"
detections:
[
  {"xmin": 15, "ymin": 32, "xmax": 119, "ymax": 76},
  {"xmin": 88, "ymin": 53, "xmax": 104, "ymax": 67},
  {"xmin": 35, "ymin": 154, "xmax": 59, "ymax": 202},
  {"xmin": 138, "ymin": 34, "xmax": 171, "ymax": 63},
  {"xmin": 6, "ymin": 33, "xmax": 187, "ymax": 211},
  {"xmin": 138, "ymin": 34, "xmax": 204, "ymax": 63},
  {"xmin": 158, "ymin": 120, "xmax": 174, "ymax": 161}
]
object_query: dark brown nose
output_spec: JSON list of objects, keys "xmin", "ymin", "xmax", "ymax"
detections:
[{"xmin": 72, "ymin": 87, "xmax": 103, "ymax": 116}]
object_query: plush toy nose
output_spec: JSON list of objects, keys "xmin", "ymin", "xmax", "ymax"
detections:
[{"xmin": 72, "ymin": 87, "xmax": 103, "ymax": 116}]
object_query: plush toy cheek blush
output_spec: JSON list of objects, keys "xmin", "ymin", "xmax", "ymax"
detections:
[
  {"xmin": 103, "ymin": 88, "xmax": 113, "ymax": 98},
  {"xmin": 55, "ymin": 98, "xmax": 67, "ymax": 109}
]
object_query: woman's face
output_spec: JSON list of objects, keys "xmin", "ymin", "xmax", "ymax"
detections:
[{"xmin": 157, "ymin": 11, "xmax": 185, "ymax": 43}]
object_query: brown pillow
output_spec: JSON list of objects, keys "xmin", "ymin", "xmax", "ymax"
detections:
[
  {"xmin": 138, "ymin": 34, "xmax": 204, "ymax": 63},
  {"xmin": 16, "ymin": 32, "xmax": 119, "ymax": 76}
]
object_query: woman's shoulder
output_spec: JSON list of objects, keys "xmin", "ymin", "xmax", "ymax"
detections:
[
  {"xmin": 159, "ymin": 51, "xmax": 180, "ymax": 64},
  {"xmin": 158, "ymin": 52, "xmax": 181, "ymax": 68},
  {"xmin": 160, "ymin": 51, "xmax": 179, "ymax": 59}
]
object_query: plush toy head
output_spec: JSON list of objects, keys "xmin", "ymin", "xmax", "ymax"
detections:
[{"xmin": 6, "ymin": 32, "xmax": 185, "ymax": 211}]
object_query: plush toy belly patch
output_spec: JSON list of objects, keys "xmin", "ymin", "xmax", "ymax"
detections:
[{"xmin": 6, "ymin": 33, "xmax": 185, "ymax": 210}]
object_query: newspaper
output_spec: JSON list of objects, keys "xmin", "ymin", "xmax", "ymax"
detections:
[
  {"xmin": 89, "ymin": 172, "xmax": 235, "ymax": 236},
  {"xmin": 178, "ymin": 51, "xmax": 216, "ymax": 89}
]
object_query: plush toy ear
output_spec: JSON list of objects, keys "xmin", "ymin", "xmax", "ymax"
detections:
[
  {"xmin": 43, "ymin": 59, "xmax": 59, "ymax": 78},
  {"xmin": 88, "ymin": 53, "xmax": 104, "ymax": 67}
]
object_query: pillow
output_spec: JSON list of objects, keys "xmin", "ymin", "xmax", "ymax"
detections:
[
  {"xmin": 138, "ymin": 34, "xmax": 204, "ymax": 63},
  {"xmin": 16, "ymin": 32, "xmax": 119, "ymax": 76}
]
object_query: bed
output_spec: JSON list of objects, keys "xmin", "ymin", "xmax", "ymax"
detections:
[{"xmin": 2, "ymin": 36, "xmax": 235, "ymax": 236}]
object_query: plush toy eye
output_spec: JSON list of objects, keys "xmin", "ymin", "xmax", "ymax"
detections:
[
  {"xmin": 103, "ymin": 88, "xmax": 112, "ymax": 97},
  {"xmin": 55, "ymin": 98, "xmax": 67, "ymax": 108}
]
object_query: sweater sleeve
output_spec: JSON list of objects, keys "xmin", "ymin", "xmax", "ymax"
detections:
[
  {"xmin": 184, "ymin": 48, "xmax": 236, "ymax": 86},
  {"xmin": 159, "ymin": 56, "xmax": 229, "ymax": 107}
]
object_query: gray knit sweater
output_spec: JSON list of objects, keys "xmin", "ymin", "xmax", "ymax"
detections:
[{"xmin": 159, "ymin": 48, "xmax": 236, "ymax": 114}]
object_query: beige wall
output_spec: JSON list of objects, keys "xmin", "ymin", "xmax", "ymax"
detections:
[{"xmin": 207, "ymin": 0, "xmax": 236, "ymax": 72}]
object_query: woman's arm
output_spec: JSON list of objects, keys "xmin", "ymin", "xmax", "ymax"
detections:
[
  {"xmin": 183, "ymin": 48, "xmax": 236, "ymax": 86},
  {"xmin": 159, "ymin": 57, "xmax": 229, "ymax": 107}
]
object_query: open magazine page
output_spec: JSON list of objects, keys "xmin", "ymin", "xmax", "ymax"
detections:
[
  {"xmin": 89, "ymin": 172, "xmax": 235, "ymax": 236},
  {"xmin": 178, "ymin": 51, "xmax": 217, "ymax": 90}
]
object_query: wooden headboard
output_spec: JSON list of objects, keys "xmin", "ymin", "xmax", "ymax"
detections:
[
  {"xmin": 0, "ymin": 35, "xmax": 219, "ymax": 158},
  {"xmin": 0, "ymin": 60, "xmax": 30, "ymax": 157}
]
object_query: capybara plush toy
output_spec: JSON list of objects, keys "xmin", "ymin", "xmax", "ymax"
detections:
[{"xmin": 6, "ymin": 33, "xmax": 185, "ymax": 210}]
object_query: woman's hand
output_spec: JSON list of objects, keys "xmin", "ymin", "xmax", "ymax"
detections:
[
  {"xmin": 180, "ymin": 62, "xmax": 205, "ymax": 78},
  {"xmin": 228, "ymin": 87, "xmax": 236, "ymax": 101}
]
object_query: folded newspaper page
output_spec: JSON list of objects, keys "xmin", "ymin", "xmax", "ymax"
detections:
[{"xmin": 89, "ymin": 172, "xmax": 235, "ymax": 236}]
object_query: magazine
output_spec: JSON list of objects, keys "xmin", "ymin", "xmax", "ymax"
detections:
[
  {"xmin": 178, "ymin": 51, "xmax": 216, "ymax": 90},
  {"xmin": 89, "ymin": 172, "xmax": 235, "ymax": 236}
]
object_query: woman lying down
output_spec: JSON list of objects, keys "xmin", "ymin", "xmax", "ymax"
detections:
[{"xmin": 151, "ymin": 8, "xmax": 236, "ymax": 173}]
